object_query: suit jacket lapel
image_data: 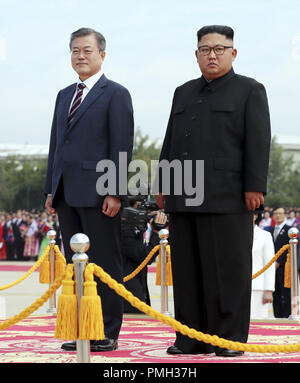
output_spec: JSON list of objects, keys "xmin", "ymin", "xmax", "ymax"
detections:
[
  {"xmin": 62, "ymin": 83, "xmax": 77, "ymax": 128},
  {"xmin": 64, "ymin": 74, "xmax": 107, "ymax": 137}
]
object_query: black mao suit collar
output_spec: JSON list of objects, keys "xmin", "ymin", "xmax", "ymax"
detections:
[{"xmin": 198, "ymin": 67, "xmax": 235, "ymax": 92}]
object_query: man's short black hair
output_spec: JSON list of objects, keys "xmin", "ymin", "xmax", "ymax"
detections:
[
  {"xmin": 273, "ymin": 207, "xmax": 286, "ymax": 214},
  {"xmin": 254, "ymin": 212, "xmax": 262, "ymax": 225},
  {"xmin": 197, "ymin": 25, "xmax": 234, "ymax": 43}
]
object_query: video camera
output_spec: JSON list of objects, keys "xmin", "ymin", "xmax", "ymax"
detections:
[{"xmin": 121, "ymin": 195, "xmax": 168, "ymax": 234}]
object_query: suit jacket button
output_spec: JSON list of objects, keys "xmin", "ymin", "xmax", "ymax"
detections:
[
  {"xmin": 197, "ymin": 99, "xmax": 203, "ymax": 104},
  {"xmin": 191, "ymin": 115, "xmax": 197, "ymax": 120}
]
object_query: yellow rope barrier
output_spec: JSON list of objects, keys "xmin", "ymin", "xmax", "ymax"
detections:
[
  {"xmin": 0, "ymin": 272, "xmax": 64, "ymax": 331},
  {"xmin": 123, "ymin": 245, "xmax": 160, "ymax": 282},
  {"xmin": 93, "ymin": 263, "xmax": 300, "ymax": 354},
  {"xmin": 0, "ymin": 242, "xmax": 296, "ymax": 354},
  {"xmin": 252, "ymin": 244, "xmax": 290, "ymax": 280},
  {"xmin": 124, "ymin": 243, "xmax": 290, "ymax": 284},
  {"xmin": 0, "ymin": 246, "xmax": 50, "ymax": 291}
]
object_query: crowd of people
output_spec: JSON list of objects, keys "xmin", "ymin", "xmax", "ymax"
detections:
[
  {"xmin": 251, "ymin": 206, "xmax": 300, "ymax": 320},
  {"xmin": 0, "ymin": 204, "xmax": 165, "ymax": 315},
  {"xmin": 258, "ymin": 207, "xmax": 300, "ymax": 230},
  {"xmin": 0, "ymin": 209, "xmax": 62, "ymax": 261},
  {"xmin": 0, "ymin": 205, "xmax": 299, "ymax": 320}
]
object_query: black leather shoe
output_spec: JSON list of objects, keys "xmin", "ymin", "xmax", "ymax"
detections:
[
  {"xmin": 61, "ymin": 338, "xmax": 118, "ymax": 352},
  {"xmin": 61, "ymin": 341, "xmax": 76, "ymax": 351},
  {"xmin": 167, "ymin": 345, "xmax": 187, "ymax": 354},
  {"xmin": 216, "ymin": 348, "xmax": 244, "ymax": 357},
  {"xmin": 90, "ymin": 338, "xmax": 118, "ymax": 352},
  {"xmin": 167, "ymin": 345, "xmax": 213, "ymax": 355}
]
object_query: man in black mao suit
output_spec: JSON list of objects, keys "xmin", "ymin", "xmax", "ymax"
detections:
[
  {"xmin": 156, "ymin": 25, "xmax": 271, "ymax": 357},
  {"xmin": 44, "ymin": 28, "xmax": 134, "ymax": 352},
  {"xmin": 267, "ymin": 207, "xmax": 291, "ymax": 318}
]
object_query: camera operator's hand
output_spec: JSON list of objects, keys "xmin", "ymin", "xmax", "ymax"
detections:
[
  {"xmin": 155, "ymin": 193, "xmax": 165, "ymax": 209},
  {"xmin": 150, "ymin": 211, "xmax": 167, "ymax": 233}
]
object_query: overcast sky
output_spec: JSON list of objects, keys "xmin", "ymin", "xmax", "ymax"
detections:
[{"xmin": 0, "ymin": 0, "xmax": 300, "ymax": 146}]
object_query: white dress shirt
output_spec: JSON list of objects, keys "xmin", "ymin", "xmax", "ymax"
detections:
[{"xmin": 69, "ymin": 70, "xmax": 104, "ymax": 112}]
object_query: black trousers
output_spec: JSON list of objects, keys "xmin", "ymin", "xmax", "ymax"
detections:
[
  {"xmin": 5, "ymin": 241, "xmax": 15, "ymax": 260},
  {"xmin": 169, "ymin": 212, "xmax": 253, "ymax": 353},
  {"xmin": 15, "ymin": 239, "xmax": 25, "ymax": 260},
  {"xmin": 53, "ymin": 178, "xmax": 123, "ymax": 340},
  {"xmin": 273, "ymin": 267, "xmax": 291, "ymax": 318}
]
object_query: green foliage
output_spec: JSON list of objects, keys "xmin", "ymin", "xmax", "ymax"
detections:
[
  {"xmin": 265, "ymin": 136, "xmax": 300, "ymax": 207},
  {"xmin": 0, "ymin": 132, "xmax": 299, "ymax": 212},
  {"xmin": 0, "ymin": 156, "xmax": 47, "ymax": 212},
  {"xmin": 132, "ymin": 127, "xmax": 161, "ymax": 165},
  {"xmin": 130, "ymin": 127, "xmax": 162, "ymax": 188}
]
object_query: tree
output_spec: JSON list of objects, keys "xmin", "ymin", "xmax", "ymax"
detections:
[
  {"xmin": 130, "ymin": 127, "xmax": 162, "ymax": 191},
  {"xmin": 0, "ymin": 156, "xmax": 47, "ymax": 211},
  {"xmin": 132, "ymin": 127, "xmax": 161, "ymax": 165},
  {"xmin": 264, "ymin": 136, "xmax": 299, "ymax": 207}
]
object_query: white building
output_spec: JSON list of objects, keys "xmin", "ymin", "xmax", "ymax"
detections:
[
  {"xmin": 0, "ymin": 135, "xmax": 299, "ymax": 165},
  {"xmin": 275, "ymin": 134, "xmax": 300, "ymax": 166},
  {"xmin": 0, "ymin": 144, "xmax": 49, "ymax": 159}
]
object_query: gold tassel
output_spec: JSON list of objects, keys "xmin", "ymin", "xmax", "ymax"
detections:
[
  {"xmin": 156, "ymin": 246, "xmax": 173, "ymax": 286},
  {"xmin": 155, "ymin": 251, "xmax": 161, "ymax": 285},
  {"xmin": 284, "ymin": 248, "xmax": 291, "ymax": 288},
  {"xmin": 54, "ymin": 246, "xmax": 66, "ymax": 279},
  {"xmin": 39, "ymin": 246, "xmax": 50, "ymax": 284},
  {"xmin": 165, "ymin": 245, "xmax": 173, "ymax": 286},
  {"xmin": 79, "ymin": 263, "xmax": 105, "ymax": 340},
  {"xmin": 55, "ymin": 264, "xmax": 78, "ymax": 340}
]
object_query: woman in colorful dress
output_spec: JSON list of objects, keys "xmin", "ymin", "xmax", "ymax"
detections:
[
  {"xmin": 37, "ymin": 212, "xmax": 52, "ymax": 259},
  {"xmin": 23, "ymin": 215, "xmax": 38, "ymax": 260},
  {"xmin": 0, "ymin": 214, "xmax": 7, "ymax": 260}
]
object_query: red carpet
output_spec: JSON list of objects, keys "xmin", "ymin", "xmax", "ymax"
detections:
[{"xmin": 0, "ymin": 315, "xmax": 300, "ymax": 363}]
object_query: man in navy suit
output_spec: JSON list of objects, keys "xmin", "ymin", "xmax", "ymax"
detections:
[
  {"xmin": 44, "ymin": 28, "xmax": 134, "ymax": 352},
  {"xmin": 267, "ymin": 207, "xmax": 291, "ymax": 318}
]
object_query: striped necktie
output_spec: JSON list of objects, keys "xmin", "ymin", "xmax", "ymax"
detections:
[{"xmin": 68, "ymin": 83, "xmax": 86, "ymax": 124}]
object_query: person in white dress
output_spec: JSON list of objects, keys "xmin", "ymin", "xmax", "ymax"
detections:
[{"xmin": 251, "ymin": 212, "xmax": 275, "ymax": 319}]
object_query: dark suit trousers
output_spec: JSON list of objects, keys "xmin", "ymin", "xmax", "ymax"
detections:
[
  {"xmin": 53, "ymin": 177, "xmax": 123, "ymax": 340},
  {"xmin": 169, "ymin": 212, "xmax": 253, "ymax": 353},
  {"xmin": 273, "ymin": 267, "xmax": 291, "ymax": 318},
  {"xmin": 5, "ymin": 241, "xmax": 15, "ymax": 260}
]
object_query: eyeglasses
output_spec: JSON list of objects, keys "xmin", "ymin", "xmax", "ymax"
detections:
[
  {"xmin": 71, "ymin": 49, "xmax": 102, "ymax": 57},
  {"xmin": 197, "ymin": 44, "xmax": 233, "ymax": 56}
]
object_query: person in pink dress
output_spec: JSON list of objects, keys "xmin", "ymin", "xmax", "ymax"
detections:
[{"xmin": 0, "ymin": 214, "xmax": 7, "ymax": 260}]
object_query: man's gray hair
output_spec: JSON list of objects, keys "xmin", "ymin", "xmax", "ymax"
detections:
[{"xmin": 69, "ymin": 27, "xmax": 106, "ymax": 51}]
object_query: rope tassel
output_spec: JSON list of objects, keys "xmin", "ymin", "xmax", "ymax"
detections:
[
  {"xmin": 54, "ymin": 245, "xmax": 66, "ymax": 279},
  {"xmin": 55, "ymin": 264, "xmax": 78, "ymax": 340},
  {"xmin": 155, "ymin": 252, "xmax": 161, "ymax": 285},
  {"xmin": 284, "ymin": 248, "xmax": 291, "ymax": 288},
  {"xmin": 79, "ymin": 263, "xmax": 105, "ymax": 340},
  {"xmin": 155, "ymin": 246, "xmax": 173, "ymax": 286},
  {"xmin": 39, "ymin": 246, "xmax": 50, "ymax": 284},
  {"xmin": 39, "ymin": 245, "xmax": 66, "ymax": 284},
  {"xmin": 165, "ymin": 245, "xmax": 173, "ymax": 286}
]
